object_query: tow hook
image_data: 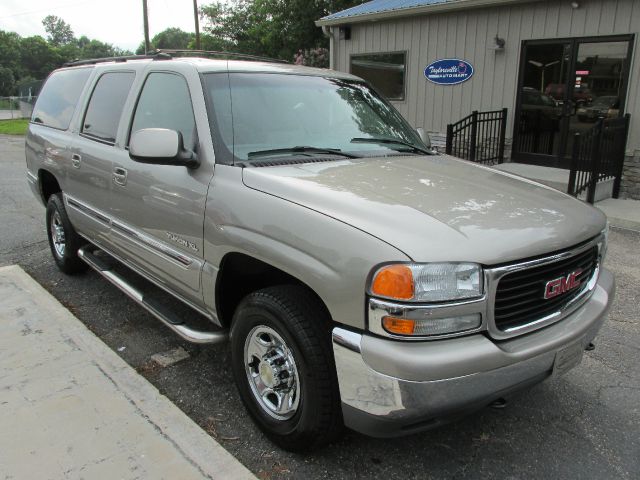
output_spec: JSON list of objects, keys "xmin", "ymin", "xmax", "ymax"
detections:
[
  {"xmin": 585, "ymin": 342, "xmax": 595, "ymax": 351},
  {"xmin": 490, "ymin": 398, "xmax": 508, "ymax": 409}
]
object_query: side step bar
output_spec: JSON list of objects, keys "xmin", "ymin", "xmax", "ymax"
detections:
[{"xmin": 78, "ymin": 247, "xmax": 228, "ymax": 345}]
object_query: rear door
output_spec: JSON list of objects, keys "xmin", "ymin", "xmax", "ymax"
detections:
[
  {"xmin": 65, "ymin": 71, "xmax": 136, "ymax": 244},
  {"xmin": 107, "ymin": 66, "xmax": 214, "ymax": 305},
  {"xmin": 26, "ymin": 67, "xmax": 92, "ymax": 206}
]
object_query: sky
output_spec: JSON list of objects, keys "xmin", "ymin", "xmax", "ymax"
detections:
[{"xmin": 0, "ymin": 0, "xmax": 211, "ymax": 51}]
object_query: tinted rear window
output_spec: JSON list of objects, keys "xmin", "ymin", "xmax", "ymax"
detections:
[
  {"xmin": 31, "ymin": 68, "xmax": 92, "ymax": 130},
  {"xmin": 82, "ymin": 72, "xmax": 135, "ymax": 143}
]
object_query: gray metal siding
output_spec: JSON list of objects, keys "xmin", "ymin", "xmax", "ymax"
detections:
[{"xmin": 333, "ymin": 0, "xmax": 640, "ymax": 152}]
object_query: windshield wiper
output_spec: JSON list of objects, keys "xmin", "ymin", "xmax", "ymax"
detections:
[
  {"xmin": 351, "ymin": 137, "xmax": 433, "ymax": 155},
  {"xmin": 247, "ymin": 146, "xmax": 359, "ymax": 160}
]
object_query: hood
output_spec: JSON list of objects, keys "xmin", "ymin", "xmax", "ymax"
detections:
[{"xmin": 242, "ymin": 155, "xmax": 606, "ymax": 265}]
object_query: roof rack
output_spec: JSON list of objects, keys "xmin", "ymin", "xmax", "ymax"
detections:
[
  {"xmin": 62, "ymin": 49, "xmax": 289, "ymax": 67},
  {"xmin": 152, "ymin": 49, "xmax": 290, "ymax": 64},
  {"xmin": 63, "ymin": 52, "xmax": 172, "ymax": 67}
]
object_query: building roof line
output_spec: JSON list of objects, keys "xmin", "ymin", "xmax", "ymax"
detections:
[{"xmin": 316, "ymin": 0, "xmax": 542, "ymax": 26}]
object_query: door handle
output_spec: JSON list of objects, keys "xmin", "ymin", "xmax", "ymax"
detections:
[
  {"xmin": 113, "ymin": 167, "xmax": 128, "ymax": 186},
  {"xmin": 71, "ymin": 154, "xmax": 81, "ymax": 169}
]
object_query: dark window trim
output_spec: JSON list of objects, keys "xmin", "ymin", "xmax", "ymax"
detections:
[
  {"xmin": 80, "ymin": 70, "xmax": 136, "ymax": 146},
  {"xmin": 126, "ymin": 70, "xmax": 197, "ymax": 149},
  {"xmin": 349, "ymin": 51, "xmax": 408, "ymax": 102},
  {"xmin": 199, "ymin": 71, "xmax": 234, "ymax": 166}
]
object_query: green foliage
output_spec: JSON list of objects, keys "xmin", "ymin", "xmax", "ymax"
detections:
[
  {"xmin": 136, "ymin": 27, "xmax": 195, "ymax": 54},
  {"xmin": 0, "ymin": 67, "xmax": 16, "ymax": 96},
  {"xmin": 42, "ymin": 15, "xmax": 75, "ymax": 47},
  {"xmin": 0, "ymin": 119, "xmax": 29, "ymax": 135},
  {"xmin": 153, "ymin": 28, "xmax": 194, "ymax": 50},
  {"xmin": 0, "ymin": 16, "xmax": 132, "ymax": 95},
  {"xmin": 200, "ymin": 0, "xmax": 364, "ymax": 61},
  {"xmin": 20, "ymin": 36, "xmax": 64, "ymax": 80}
]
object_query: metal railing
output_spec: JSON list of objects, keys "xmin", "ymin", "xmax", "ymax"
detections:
[
  {"xmin": 0, "ymin": 96, "xmax": 37, "ymax": 120},
  {"xmin": 568, "ymin": 114, "xmax": 630, "ymax": 204},
  {"xmin": 446, "ymin": 108, "xmax": 508, "ymax": 165}
]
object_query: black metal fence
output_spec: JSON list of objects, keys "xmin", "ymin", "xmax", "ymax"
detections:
[
  {"xmin": 568, "ymin": 114, "xmax": 630, "ymax": 204},
  {"xmin": 446, "ymin": 108, "xmax": 508, "ymax": 165}
]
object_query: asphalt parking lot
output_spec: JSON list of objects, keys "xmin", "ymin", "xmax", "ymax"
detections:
[{"xmin": 2, "ymin": 134, "xmax": 639, "ymax": 479}]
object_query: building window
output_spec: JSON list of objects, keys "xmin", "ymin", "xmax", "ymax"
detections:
[{"xmin": 350, "ymin": 52, "xmax": 406, "ymax": 101}]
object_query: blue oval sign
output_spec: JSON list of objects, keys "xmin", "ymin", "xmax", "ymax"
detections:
[{"xmin": 424, "ymin": 59, "xmax": 474, "ymax": 85}]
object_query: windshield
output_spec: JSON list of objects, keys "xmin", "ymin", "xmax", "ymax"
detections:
[{"xmin": 203, "ymin": 73, "xmax": 428, "ymax": 164}]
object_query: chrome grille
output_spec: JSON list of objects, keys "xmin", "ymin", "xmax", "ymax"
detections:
[{"xmin": 493, "ymin": 246, "xmax": 599, "ymax": 333}]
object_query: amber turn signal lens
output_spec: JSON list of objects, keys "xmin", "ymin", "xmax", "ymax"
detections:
[
  {"xmin": 382, "ymin": 317, "xmax": 416, "ymax": 335},
  {"xmin": 371, "ymin": 265, "xmax": 414, "ymax": 300}
]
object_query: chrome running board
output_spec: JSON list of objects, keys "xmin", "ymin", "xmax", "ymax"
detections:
[{"xmin": 78, "ymin": 247, "xmax": 228, "ymax": 345}]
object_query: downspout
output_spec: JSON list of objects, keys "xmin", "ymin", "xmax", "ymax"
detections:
[{"xmin": 322, "ymin": 25, "xmax": 335, "ymax": 70}]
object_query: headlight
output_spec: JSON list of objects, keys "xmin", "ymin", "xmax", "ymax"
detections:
[{"xmin": 370, "ymin": 263, "xmax": 483, "ymax": 302}]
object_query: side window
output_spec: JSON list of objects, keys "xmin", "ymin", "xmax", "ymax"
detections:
[
  {"xmin": 82, "ymin": 72, "xmax": 135, "ymax": 143},
  {"xmin": 130, "ymin": 73, "xmax": 196, "ymax": 148},
  {"xmin": 31, "ymin": 68, "xmax": 92, "ymax": 130}
]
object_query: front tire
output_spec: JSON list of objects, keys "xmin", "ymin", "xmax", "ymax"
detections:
[
  {"xmin": 46, "ymin": 193, "xmax": 87, "ymax": 274},
  {"xmin": 230, "ymin": 285, "xmax": 343, "ymax": 451}
]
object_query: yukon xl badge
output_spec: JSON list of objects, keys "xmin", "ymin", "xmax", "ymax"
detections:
[
  {"xmin": 166, "ymin": 232, "xmax": 199, "ymax": 252},
  {"xmin": 544, "ymin": 270, "xmax": 583, "ymax": 300}
]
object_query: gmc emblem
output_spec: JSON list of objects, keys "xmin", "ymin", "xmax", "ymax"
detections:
[{"xmin": 544, "ymin": 270, "xmax": 583, "ymax": 300}]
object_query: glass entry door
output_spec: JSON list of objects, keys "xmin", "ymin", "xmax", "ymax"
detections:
[{"xmin": 513, "ymin": 36, "xmax": 633, "ymax": 168}]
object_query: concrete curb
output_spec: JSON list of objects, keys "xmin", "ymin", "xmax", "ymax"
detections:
[
  {"xmin": 596, "ymin": 198, "xmax": 640, "ymax": 233},
  {"xmin": 0, "ymin": 265, "xmax": 256, "ymax": 479}
]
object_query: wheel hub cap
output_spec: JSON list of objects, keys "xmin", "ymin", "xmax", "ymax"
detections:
[
  {"xmin": 244, "ymin": 326, "xmax": 300, "ymax": 420},
  {"xmin": 50, "ymin": 211, "xmax": 66, "ymax": 258}
]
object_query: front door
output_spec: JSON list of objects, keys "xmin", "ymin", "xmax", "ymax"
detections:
[
  {"xmin": 108, "ymin": 70, "xmax": 212, "ymax": 306},
  {"xmin": 513, "ymin": 36, "xmax": 633, "ymax": 168}
]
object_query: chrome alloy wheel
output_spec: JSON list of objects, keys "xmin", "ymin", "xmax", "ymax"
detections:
[
  {"xmin": 244, "ymin": 325, "xmax": 301, "ymax": 420},
  {"xmin": 50, "ymin": 211, "xmax": 66, "ymax": 258}
]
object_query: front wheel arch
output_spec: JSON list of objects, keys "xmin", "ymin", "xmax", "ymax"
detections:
[{"xmin": 215, "ymin": 252, "xmax": 332, "ymax": 329}]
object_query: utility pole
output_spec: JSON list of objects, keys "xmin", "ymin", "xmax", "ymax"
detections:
[
  {"xmin": 193, "ymin": 0, "xmax": 201, "ymax": 50},
  {"xmin": 143, "ymin": 0, "xmax": 151, "ymax": 54}
]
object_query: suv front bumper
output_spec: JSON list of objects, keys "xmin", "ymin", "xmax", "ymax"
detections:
[{"xmin": 333, "ymin": 268, "xmax": 615, "ymax": 437}]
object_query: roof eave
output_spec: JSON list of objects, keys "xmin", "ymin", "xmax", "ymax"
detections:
[{"xmin": 316, "ymin": 0, "xmax": 542, "ymax": 27}]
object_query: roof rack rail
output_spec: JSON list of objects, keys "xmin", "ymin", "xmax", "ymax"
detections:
[
  {"xmin": 61, "ymin": 49, "xmax": 289, "ymax": 68},
  {"xmin": 151, "ymin": 49, "xmax": 290, "ymax": 64},
  {"xmin": 63, "ymin": 52, "xmax": 172, "ymax": 67}
]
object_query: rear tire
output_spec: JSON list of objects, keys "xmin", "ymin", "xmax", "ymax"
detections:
[
  {"xmin": 230, "ymin": 285, "xmax": 343, "ymax": 451},
  {"xmin": 46, "ymin": 193, "xmax": 87, "ymax": 275}
]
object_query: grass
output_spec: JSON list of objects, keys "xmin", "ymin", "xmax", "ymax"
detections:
[
  {"xmin": 0, "ymin": 119, "xmax": 29, "ymax": 135},
  {"xmin": 0, "ymin": 99, "xmax": 18, "ymax": 109}
]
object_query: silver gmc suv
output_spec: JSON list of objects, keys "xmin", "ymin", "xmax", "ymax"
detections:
[{"xmin": 25, "ymin": 53, "xmax": 614, "ymax": 451}]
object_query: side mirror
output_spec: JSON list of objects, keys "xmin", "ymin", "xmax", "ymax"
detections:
[
  {"xmin": 129, "ymin": 128, "xmax": 199, "ymax": 168},
  {"xmin": 416, "ymin": 127, "xmax": 431, "ymax": 148}
]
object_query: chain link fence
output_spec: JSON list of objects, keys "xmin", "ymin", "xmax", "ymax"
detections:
[{"xmin": 0, "ymin": 96, "xmax": 38, "ymax": 120}]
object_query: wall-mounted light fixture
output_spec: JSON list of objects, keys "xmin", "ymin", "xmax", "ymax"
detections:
[
  {"xmin": 489, "ymin": 35, "xmax": 506, "ymax": 51},
  {"xmin": 571, "ymin": 1, "xmax": 580, "ymax": 9}
]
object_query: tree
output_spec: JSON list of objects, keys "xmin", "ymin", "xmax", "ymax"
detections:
[
  {"xmin": 0, "ymin": 67, "xmax": 15, "ymax": 96},
  {"xmin": 42, "ymin": 15, "xmax": 75, "ymax": 47},
  {"xmin": 19, "ymin": 36, "xmax": 63, "ymax": 79},
  {"xmin": 200, "ymin": 0, "xmax": 364, "ymax": 61},
  {"xmin": 135, "ymin": 27, "xmax": 195, "ymax": 54},
  {"xmin": 152, "ymin": 27, "xmax": 194, "ymax": 50}
]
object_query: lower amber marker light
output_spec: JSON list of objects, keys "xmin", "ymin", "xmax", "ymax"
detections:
[{"xmin": 382, "ymin": 317, "xmax": 416, "ymax": 335}]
